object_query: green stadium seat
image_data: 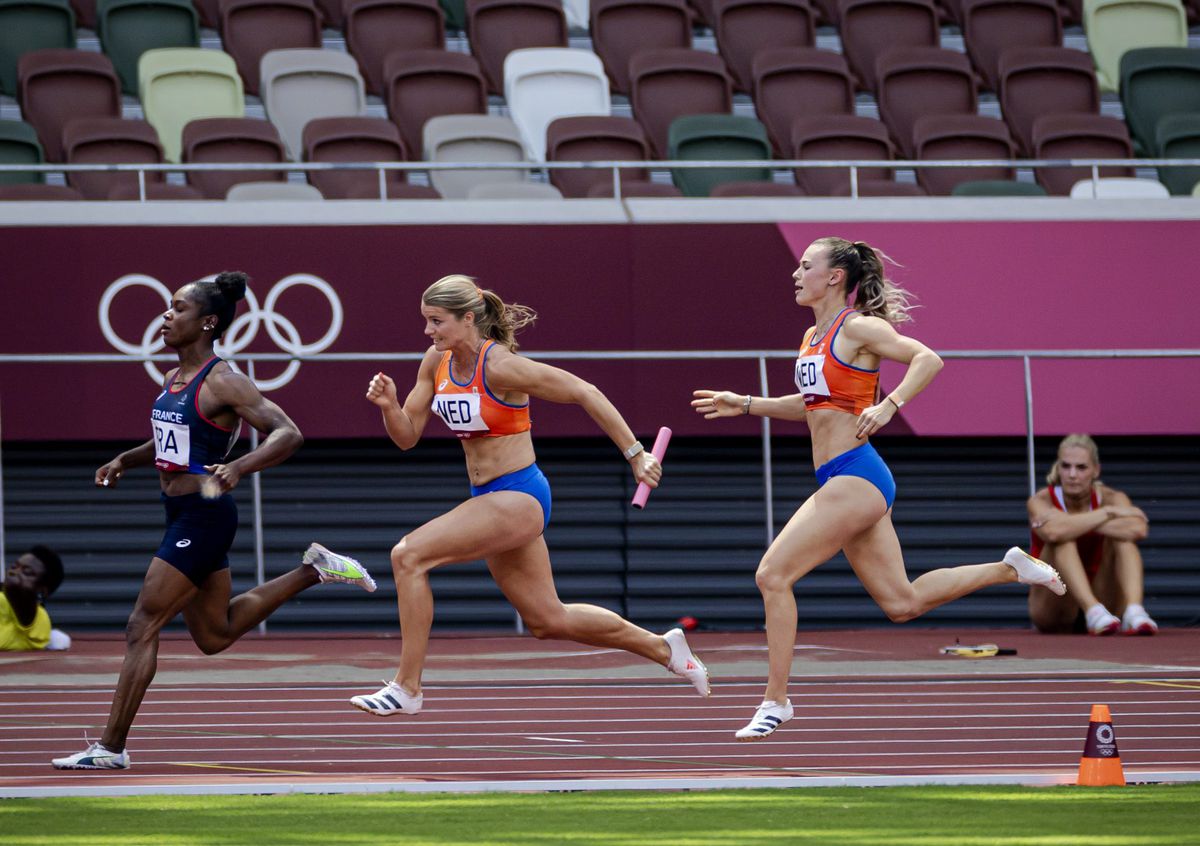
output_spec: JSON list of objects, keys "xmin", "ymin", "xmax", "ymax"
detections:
[
  {"xmin": 1082, "ymin": 0, "xmax": 1187, "ymax": 92},
  {"xmin": 0, "ymin": 119, "xmax": 46, "ymax": 184},
  {"xmin": 951, "ymin": 179, "xmax": 1048, "ymax": 196},
  {"xmin": 1119, "ymin": 47, "xmax": 1200, "ymax": 157},
  {"xmin": 139, "ymin": 47, "xmax": 245, "ymax": 162},
  {"xmin": 667, "ymin": 113, "xmax": 771, "ymax": 197},
  {"xmin": 97, "ymin": 0, "xmax": 199, "ymax": 95},
  {"xmin": 0, "ymin": 0, "xmax": 76, "ymax": 96},
  {"xmin": 1155, "ymin": 112, "xmax": 1200, "ymax": 195}
]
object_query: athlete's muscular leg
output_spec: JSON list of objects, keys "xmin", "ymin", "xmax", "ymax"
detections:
[
  {"xmin": 101, "ymin": 559, "xmax": 198, "ymax": 752},
  {"xmin": 387, "ymin": 493, "xmax": 548, "ymax": 694},
  {"xmin": 486, "ymin": 538, "xmax": 670, "ymax": 665},
  {"xmin": 1109, "ymin": 538, "xmax": 1146, "ymax": 613},
  {"xmin": 1028, "ymin": 543, "xmax": 1093, "ymax": 633},
  {"xmin": 182, "ymin": 565, "xmax": 320, "ymax": 655},
  {"xmin": 754, "ymin": 478, "xmax": 882, "ymax": 704}
]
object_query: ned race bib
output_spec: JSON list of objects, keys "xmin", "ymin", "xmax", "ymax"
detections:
[
  {"xmin": 432, "ymin": 392, "xmax": 490, "ymax": 437},
  {"xmin": 795, "ymin": 354, "xmax": 830, "ymax": 398}
]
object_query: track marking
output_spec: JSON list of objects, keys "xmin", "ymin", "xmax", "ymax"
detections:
[
  {"xmin": 524, "ymin": 737, "xmax": 585, "ymax": 743},
  {"xmin": 1115, "ymin": 681, "xmax": 1200, "ymax": 691},
  {"xmin": 168, "ymin": 762, "xmax": 316, "ymax": 776}
]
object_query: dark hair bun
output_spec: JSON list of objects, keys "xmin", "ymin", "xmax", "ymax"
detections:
[{"xmin": 214, "ymin": 271, "xmax": 248, "ymax": 304}]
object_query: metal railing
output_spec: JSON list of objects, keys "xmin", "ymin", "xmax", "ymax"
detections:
[{"xmin": 3, "ymin": 157, "xmax": 1200, "ymax": 200}]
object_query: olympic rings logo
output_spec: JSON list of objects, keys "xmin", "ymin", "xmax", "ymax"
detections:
[{"xmin": 98, "ymin": 273, "xmax": 343, "ymax": 391}]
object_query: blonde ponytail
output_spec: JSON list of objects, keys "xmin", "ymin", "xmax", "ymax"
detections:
[
  {"xmin": 422, "ymin": 275, "xmax": 537, "ymax": 351},
  {"xmin": 815, "ymin": 237, "xmax": 915, "ymax": 325}
]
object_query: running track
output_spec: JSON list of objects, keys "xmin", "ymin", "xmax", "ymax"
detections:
[{"xmin": 3, "ymin": 630, "xmax": 1199, "ymax": 796}]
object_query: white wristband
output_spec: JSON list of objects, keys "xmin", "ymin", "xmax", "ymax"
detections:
[{"xmin": 623, "ymin": 442, "xmax": 645, "ymax": 460}]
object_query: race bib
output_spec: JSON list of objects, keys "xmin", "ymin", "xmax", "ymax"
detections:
[
  {"xmin": 433, "ymin": 392, "xmax": 490, "ymax": 436},
  {"xmin": 795, "ymin": 354, "xmax": 830, "ymax": 398},
  {"xmin": 154, "ymin": 420, "xmax": 190, "ymax": 470}
]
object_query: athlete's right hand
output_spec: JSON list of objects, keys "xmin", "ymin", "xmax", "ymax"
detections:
[
  {"xmin": 366, "ymin": 372, "xmax": 399, "ymax": 408},
  {"xmin": 691, "ymin": 389, "xmax": 746, "ymax": 419},
  {"xmin": 95, "ymin": 459, "xmax": 124, "ymax": 488}
]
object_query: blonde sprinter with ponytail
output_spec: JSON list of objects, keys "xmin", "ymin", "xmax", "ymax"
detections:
[
  {"xmin": 344, "ymin": 276, "xmax": 710, "ymax": 717},
  {"xmin": 693, "ymin": 238, "xmax": 1067, "ymax": 741}
]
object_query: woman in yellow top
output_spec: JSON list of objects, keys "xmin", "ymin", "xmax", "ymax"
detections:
[
  {"xmin": 1, "ymin": 546, "xmax": 64, "ymax": 651},
  {"xmin": 693, "ymin": 236, "xmax": 1066, "ymax": 741}
]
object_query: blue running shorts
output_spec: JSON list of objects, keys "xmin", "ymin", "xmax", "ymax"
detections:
[
  {"xmin": 155, "ymin": 491, "xmax": 238, "ymax": 586},
  {"xmin": 815, "ymin": 442, "xmax": 896, "ymax": 510},
  {"xmin": 470, "ymin": 462, "xmax": 552, "ymax": 533}
]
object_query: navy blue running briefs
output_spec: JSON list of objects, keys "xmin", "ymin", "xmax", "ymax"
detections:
[{"xmin": 154, "ymin": 492, "xmax": 238, "ymax": 586}]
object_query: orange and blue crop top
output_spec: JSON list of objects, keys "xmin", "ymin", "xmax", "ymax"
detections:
[
  {"xmin": 431, "ymin": 340, "xmax": 531, "ymax": 440},
  {"xmin": 795, "ymin": 308, "xmax": 879, "ymax": 415}
]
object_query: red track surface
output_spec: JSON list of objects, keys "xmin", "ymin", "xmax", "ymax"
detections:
[{"xmin": 3, "ymin": 630, "xmax": 1199, "ymax": 794}]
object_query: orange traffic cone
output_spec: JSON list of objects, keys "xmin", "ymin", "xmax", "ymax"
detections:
[{"xmin": 1077, "ymin": 704, "xmax": 1125, "ymax": 786}]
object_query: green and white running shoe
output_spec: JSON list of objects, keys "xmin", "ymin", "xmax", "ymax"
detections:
[
  {"xmin": 51, "ymin": 742, "xmax": 130, "ymax": 770},
  {"xmin": 303, "ymin": 542, "xmax": 377, "ymax": 592}
]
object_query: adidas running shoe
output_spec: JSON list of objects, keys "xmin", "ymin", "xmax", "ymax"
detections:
[
  {"xmin": 303, "ymin": 542, "xmax": 377, "ymax": 592},
  {"xmin": 735, "ymin": 700, "xmax": 794, "ymax": 741},
  {"xmin": 664, "ymin": 627, "xmax": 711, "ymax": 697},
  {"xmin": 350, "ymin": 680, "xmax": 423, "ymax": 716}
]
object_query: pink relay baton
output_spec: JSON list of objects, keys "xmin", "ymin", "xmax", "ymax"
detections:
[{"xmin": 631, "ymin": 427, "xmax": 672, "ymax": 509}]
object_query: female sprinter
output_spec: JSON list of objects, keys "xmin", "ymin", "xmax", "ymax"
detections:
[
  {"xmin": 52, "ymin": 272, "xmax": 375, "ymax": 770},
  {"xmin": 345, "ymin": 275, "xmax": 709, "ymax": 717},
  {"xmin": 691, "ymin": 237, "xmax": 1065, "ymax": 741}
]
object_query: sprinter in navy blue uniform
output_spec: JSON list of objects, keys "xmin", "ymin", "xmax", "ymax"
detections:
[{"xmin": 52, "ymin": 271, "xmax": 376, "ymax": 771}]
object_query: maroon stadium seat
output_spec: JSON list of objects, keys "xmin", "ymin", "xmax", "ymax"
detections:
[
  {"xmin": 629, "ymin": 48, "xmax": 733, "ymax": 157},
  {"xmin": 1030, "ymin": 113, "xmax": 1134, "ymax": 195},
  {"xmin": 17, "ymin": 49, "xmax": 121, "ymax": 162},
  {"xmin": 710, "ymin": 180, "xmax": 803, "ymax": 195},
  {"xmin": 831, "ymin": 177, "xmax": 926, "ymax": 195},
  {"xmin": 752, "ymin": 47, "xmax": 854, "ymax": 155},
  {"xmin": 108, "ymin": 182, "xmax": 205, "ymax": 199},
  {"xmin": 383, "ymin": 49, "xmax": 488, "ymax": 158},
  {"xmin": 182, "ymin": 116, "xmax": 288, "ymax": 199},
  {"xmin": 0, "ymin": 183, "xmax": 84, "ymax": 200},
  {"xmin": 302, "ymin": 115, "xmax": 417, "ymax": 198},
  {"xmin": 911, "ymin": 113, "xmax": 1016, "ymax": 195},
  {"xmin": 465, "ymin": 0, "xmax": 567, "ymax": 94},
  {"xmin": 837, "ymin": 0, "xmax": 939, "ymax": 92},
  {"xmin": 343, "ymin": 0, "xmax": 445, "ymax": 95},
  {"xmin": 589, "ymin": 0, "xmax": 692, "ymax": 95},
  {"xmin": 998, "ymin": 45, "xmax": 1098, "ymax": 156},
  {"xmin": 62, "ymin": 116, "xmax": 164, "ymax": 199},
  {"xmin": 790, "ymin": 113, "xmax": 896, "ymax": 195},
  {"xmin": 586, "ymin": 179, "xmax": 683, "ymax": 196},
  {"xmin": 875, "ymin": 46, "xmax": 976, "ymax": 158},
  {"xmin": 218, "ymin": 0, "xmax": 322, "ymax": 94},
  {"xmin": 545, "ymin": 114, "xmax": 652, "ymax": 197},
  {"xmin": 712, "ymin": 0, "xmax": 816, "ymax": 93},
  {"xmin": 960, "ymin": 0, "xmax": 1062, "ymax": 93}
]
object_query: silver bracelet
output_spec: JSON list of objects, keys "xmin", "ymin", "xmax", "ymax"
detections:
[
  {"xmin": 623, "ymin": 441, "xmax": 645, "ymax": 460},
  {"xmin": 743, "ymin": 395, "xmax": 752, "ymax": 415}
]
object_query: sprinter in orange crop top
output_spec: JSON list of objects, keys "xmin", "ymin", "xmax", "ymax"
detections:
[
  {"xmin": 337, "ymin": 274, "xmax": 712, "ymax": 718},
  {"xmin": 692, "ymin": 236, "xmax": 1067, "ymax": 742}
]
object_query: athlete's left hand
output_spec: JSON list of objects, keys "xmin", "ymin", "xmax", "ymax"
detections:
[
  {"xmin": 856, "ymin": 400, "xmax": 897, "ymax": 439},
  {"xmin": 631, "ymin": 451, "xmax": 662, "ymax": 489},
  {"xmin": 203, "ymin": 463, "xmax": 242, "ymax": 495}
]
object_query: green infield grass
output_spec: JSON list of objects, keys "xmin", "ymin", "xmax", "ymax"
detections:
[{"xmin": 3, "ymin": 784, "xmax": 1198, "ymax": 845}]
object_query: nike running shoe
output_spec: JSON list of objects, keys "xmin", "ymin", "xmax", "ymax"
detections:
[
  {"xmin": 303, "ymin": 542, "xmax": 377, "ymax": 592},
  {"xmin": 735, "ymin": 700, "xmax": 794, "ymax": 741},
  {"xmin": 1003, "ymin": 546, "xmax": 1066, "ymax": 596},
  {"xmin": 664, "ymin": 627, "xmax": 711, "ymax": 697},
  {"xmin": 350, "ymin": 680, "xmax": 423, "ymax": 716},
  {"xmin": 51, "ymin": 742, "xmax": 130, "ymax": 770}
]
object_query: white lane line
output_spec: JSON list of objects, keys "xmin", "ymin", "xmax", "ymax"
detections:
[{"xmin": 523, "ymin": 737, "xmax": 585, "ymax": 743}]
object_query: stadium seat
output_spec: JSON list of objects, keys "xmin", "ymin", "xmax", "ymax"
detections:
[
  {"xmin": 260, "ymin": 48, "xmax": 367, "ymax": 160},
  {"xmin": 790, "ymin": 113, "xmax": 896, "ymax": 195},
  {"xmin": 383, "ymin": 49, "xmax": 488, "ymax": 158},
  {"xmin": 562, "ymin": 0, "xmax": 588, "ymax": 28},
  {"xmin": 1058, "ymin": 0, "xmax": 1081, "ymax": 23},
  {"xmin": 338, "ymin": 182, "xmax": 442, "ymax": 198},
  {"xmin": 629, "ymin": 48, "xmax": 733, "ymax": 157},
  {"xmin": 546, "ymin": 114, "xmax": 651, "ymax": 198},
  {"xmin": 466, "ymin": 181, "xmax": 564, "ymax": 198},
  {"xmin": 959, "ymin": 0, "xmax": 1062, "ymax": 93},
  {"xmin": 998, "ymin": 46, "xmax": 1099, "ymax": 156},
  {"xmin": 225, "ymin": 180, "xmax": 323, "ymax": 199},
  {"xmin": 139, "ymin": 48, "xmax": 245, "ymax": 162},
  {"xmin": 586, "ymin": 179, "xmax": 682, "ymax": 196},
  {"xmin": 831, "ymin": 177, "xmax": 926, "ymax": 195},
  {"xmin": 440, "ymin": 0, "xmax": 466, "ymax": 28},
  {"xmin": 1068, "ymin": 176, "xmax": 1169, "ymax": 197},
  {"xmin": 343, "ymin": 0, "xmax": 445, "ymax": 96},
  {"xmin": 422, "ymin": 114, "xmax": 530, "ymax": 198},
  {"xmin": 1154, "ymin": 112, "xmax": 1200, "ymax": 195},
  {"xmin": 589, "ymin": 0, "xmax": 692, "ymax": 95},
  {"xmin": 97, "ymin": 0, "xmax": 199, "ymax": 94},
  {"xmin": 62, "ymin": 116, "xmax": 164, "ymax": 199},
  {"xmin": 0, "ymin": 120, "xmax": 45, "ymax": 184},
  {"xmin": 911, "ymin": 114, "xmax": 1016, "ymax": 195},
  {"xmin": 302, "ymin": 115, "xmax": 414, "ymax": 199},
  {"xmin": 18, "ymin": 49, "xmax": 122, "ymax": 162},
  {"xmin": 0, "ymin": 182, "xmax": 83, "ymax": 199},
  {"xmin": 875, "ymin": 46, "xmax": 976, "ymax": 159},
  {"xmin": 504, "ymin": 48, "xmax": 610, "ymax": 162},
  {"xmin": 710, "ymin": 180, "xmax": 803, "ymax": 196},
  {"xmin": 194, "ymin": 0, "xmax": 219, "ymax": 26},
  {"xmin": 465, "ymin": 0, "xmax": 568, "ymax": 94},
  {"xmin": 837, "ymin": 0, "xmax": 940, "ymax": 93},
  {"xmin": 667, "ymin": 113, "xmax": 772, "ymax": 196},
  {"xmin": 69, "ymin": 0, "xmax": 96, "ymax": 26},
  {"xmin": 1030, "ymin": 113, "xmax": 1133, "ymax": 195},
  {"xmin": 1118, "ymin": 47, "xmax": 1200, "ymax": 156},
  {"xmin": 712, "ymin": 0, "xmax": 816, "ymax": 93},
  {"xmin": 312, "ymin": 0, "xmax": 342, "ymax": 27},
  {"xmin": 1081, "ymin": 0, "xmax": 1187, "ymax": 92},
  {"xmin": 107, "ymin": 182, "xmax": 204, "ymax": 199},
  {"xmin": 752, "ymin": 48, "xmax": 855, "ymax": 155},
  {"xmin": 950, "ymin": 179, "xmax": 1046, "ymax": 195},
  {"xmin": 182, "ymin": 116, "xmax": 287, "ymax": 198},
  {"xmin": 0, "ymin": 0, "xmax": 75, "ymax": 96},
  {"xmin": 219, "ymin": 0, "xmax": 322, "ymax": 95}
]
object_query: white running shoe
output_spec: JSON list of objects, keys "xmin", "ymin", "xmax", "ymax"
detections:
[
  {"xmin": 303, "ymin": 542, "xmax": 377, "ymax": 592},
  {"xmin": 735, "ymin": 700, "xmax": 794, "ymax": 741},
  {"xmin": 664, "ymin": 627, "xmax": 711, "ymax": 697},
  {"xmin": 51, "ymin": 742, "xmax": 130, "ymax": 770},
  {"xmin": 1121, "ymin": 609, "xmax": 1158, "ymax": 636},
  {"xmin": 350, "ymin": 680, "xmax": 423, "ymax": 716},
  {"xmin": 1003, "ymin": 546, "xmax": 1066, "ymax": 596},
  {"xmin": 1087, "ymin": 608, "xmax": 1121, "ymax": 636}
]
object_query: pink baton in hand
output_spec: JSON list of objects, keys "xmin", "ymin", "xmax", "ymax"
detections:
[{"xmin": 631, "ymin": 426, "xmax": 672, "ymax": 509}]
